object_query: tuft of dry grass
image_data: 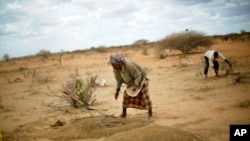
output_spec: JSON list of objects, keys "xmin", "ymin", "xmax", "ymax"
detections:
[
  {"xmin": 0, "ymin": 97, "xmax": 11, "ymax": 112},
  {"xmin": 238, "ymin": 99, "xmax": 250, "ymax": 108},
  {"xmin": 193, "ymin": 96, "xmax": 204, "ymax": 100},
  {"xmin": 62, "ymin": 76, "xmax": 97, "ymax": 108},
  {"xmin": 232, "ymin": 72, "xmax": 250, "ymax": 84},
  {"xmin": 142, "ymin": 48, "xmax": 149, "ymax": 56}
]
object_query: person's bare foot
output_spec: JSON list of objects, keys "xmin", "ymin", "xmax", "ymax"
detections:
[
  {"xmin": 120, "ymin": 113, "xmax": 127, "ymax": 118},
  {"xmin": 145, "ymin": 116, "xmax": 154, "ymax": 123}
]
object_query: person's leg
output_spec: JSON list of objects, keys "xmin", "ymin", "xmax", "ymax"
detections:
[
  {"xmin": 142, "ymin": 79, "xmax": 153, "ymax": 122},
  {"xmin": 121, "ymin": 90, "xmax": 128, "ymax": 118},
  {"xmin": 120, "ymin": 107, "xmax": 127, "ymax": 118},
  {"xmin": 145, "ymin": 107, "xmax": 154, "ymax": 123},
  {"xmin": 148, "ymin": 108, "xmax": 153, "ymax": 117},
  {"xmin": 204, "ymin": 57, "xmax": 209, "ymax": 77},
  {"xmin": 213, "ymin": 61, "xmax": 219, "ymax": 76}
]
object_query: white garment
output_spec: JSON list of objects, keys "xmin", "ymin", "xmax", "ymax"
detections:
[
  {"xmin": 120, "ymin": 71, "xmax": 144, "ymax": 97},
  {"xmin": 125, "ymin": 79, "xmax": 145, "ymax": 97},
  {"xmin": 204, "ymin": 50, "xmax": 226, "ymax": 67}
]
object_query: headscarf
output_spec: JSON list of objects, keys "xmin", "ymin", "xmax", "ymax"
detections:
[{"xmin": 110, "ymin": 55, "xmax": 125, "ymax": 65}]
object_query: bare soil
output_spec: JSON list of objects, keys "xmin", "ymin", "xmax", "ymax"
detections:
[{"xmin": 0, "ymin": 41, "xmax": 250, "ymax": 141}]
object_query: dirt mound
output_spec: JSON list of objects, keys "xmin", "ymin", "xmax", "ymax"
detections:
[
  {"xmin": 108, "ymin": 124, "xmax": 203, "ymax": 141},
  {"xmin": 3, "ymin": 115, "xmax": 203, "ymax": 141}
]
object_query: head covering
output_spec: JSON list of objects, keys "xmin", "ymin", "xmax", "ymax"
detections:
[{"xmin": 110, "ymin": 55, "xmax": 125, "ymax": 65}]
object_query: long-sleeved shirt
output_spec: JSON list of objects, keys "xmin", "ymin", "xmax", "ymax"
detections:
[
  {"xmin": 204, "ymin": 50, "xmax": 226, "ymax": 67},
  {"xmin": 113, "ymin": 61, "xmax": 147, "ymax": 90}
]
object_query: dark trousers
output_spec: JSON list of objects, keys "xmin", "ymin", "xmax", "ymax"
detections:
[{"xmin": 204, "ymin": 57, "xmax": 219, "ymax": 75}]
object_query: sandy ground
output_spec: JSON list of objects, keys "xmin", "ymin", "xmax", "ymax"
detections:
[{"xmin": 0, "ymin": 41, "xmax": 250, "ymax": 141}]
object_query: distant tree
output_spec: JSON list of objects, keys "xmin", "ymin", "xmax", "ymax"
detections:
[
  {"xmin": 240, "ymin": 29, "xmax": 246, "ymax": 34},
  {"xmin": 95, "ymin": 45, "xmax": 108, "ymax": 52},
  {"xmin": 59, "ymin": 49, "xmax": 64, "ymax": 65},
  {"xmin": 160, "ymin": 30, "xmax": 213, "ymax": 55},
  {"xmin": 36, "ymin": 49, "xmax": 51, "ymax": 63},
  {"xmin": 133, "ymin": 39, "xmax": 149, "ymax": 45},
  {"xmin": 37, "ymin": 49, "xmax": 51, "ymax": 57},
  {"xmin": 3, "ymin": 54, "xmax": 10, "ymax": 61}
]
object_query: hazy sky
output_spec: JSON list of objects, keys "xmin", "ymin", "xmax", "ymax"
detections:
[{"xmin": 0, "ymin": 0, "xmax": 250, "ymax": 58}]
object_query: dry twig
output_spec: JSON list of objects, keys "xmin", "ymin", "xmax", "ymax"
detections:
[{"xmin": 89, "ymin": 114, "xmax": 125, "ymax": 130}]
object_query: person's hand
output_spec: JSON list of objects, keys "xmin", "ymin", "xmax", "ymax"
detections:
[
  {"xmin": 115, "ymin": 92, "xmax": 119, "ymax": 100},
  {"xmin": 132, "ymin": 85, "xmax": 137, "ymax": 91},
  {"xmin": 225, "ymin": 59, "xmax": 232, "ymax": 68}
]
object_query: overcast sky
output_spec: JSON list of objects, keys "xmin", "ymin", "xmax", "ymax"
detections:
[{"xmin": 0, "ymin": 0, "xmax": 250, "ymax": 58}]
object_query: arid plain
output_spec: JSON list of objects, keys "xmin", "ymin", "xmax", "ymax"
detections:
[{"xmin": 0, "ymin": 40, "xmax": 250, "ymax": 141}]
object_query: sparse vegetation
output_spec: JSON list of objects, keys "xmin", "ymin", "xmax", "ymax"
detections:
[
  {"xmin": 94, "ymin": 46, "xmax": 109, "ymax": 53},
  {"xmin": 160, "ymin": 30, "xmax": 213, "ymax": 55},
  {"xmin": 142, "ymin": 48, "xmax": 149, "ymax": 55},
  {"xmin": 3, "ymin": 54, "xmax": 10, "ymax": 61},
  {"xmin": 0, "ymin": 97, "xmax": 11, "ymax": 112},
  {"xmin": 225, "ymin": 56, "xmax": 239, "ymax": 70},
  {"xmin": 133, "ymin": 39, "xmax": 149, "ymax": 45},
  {"xmin": 58, "ymin": 50, "xmax": 64, "ymax": 65},
  {"xmin": 212, "ymin": 31, "xmax": 250, "ymax": 42},
  {"xmin": 238, "ymin": 99, "xmax": 250, "ymax": 108},
  {"xmin": 233, "ymin": 72, "xmax": 250, "ymax": 84},
  {"xmin": 62, "ymin": 76, "xmax": 97, "ymax": 108},
  {"xmin": 36, "ymin": 49, "xmax": 51, "ymax": 63}
]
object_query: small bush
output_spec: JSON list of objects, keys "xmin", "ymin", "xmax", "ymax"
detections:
[
  {"xmin": 160, "ymin": 30, "xmax": 213, "ymax": 55},
  {"xmin": 238, "ymin": 99, "xmax": 250, "ymax": 108},
  {"xmin": 142, "ymin": 48, "xmax": 149, "ymax": 56},
  {"xmin": 36, "ymin": 49, "xmax": 51, "ymax": 63},
  {"xmin": 233, "ymin": 73, "xmax": 250, "ymax": 84},
  {"xmin": 94, "ymin": 46, "xmax": 108, "ymax": 53},
  {"xmin": 3, "ymin": 54, "xmax": 10, "ymax": 61},
  {"xmin": 62, "ymin": 76, "xmax": 96, "ymax": 108}
]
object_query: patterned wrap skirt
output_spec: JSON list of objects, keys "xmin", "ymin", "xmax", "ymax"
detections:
[{"xmin": 122, "ymin": 79, "xmax": 152, "ymax": 110}]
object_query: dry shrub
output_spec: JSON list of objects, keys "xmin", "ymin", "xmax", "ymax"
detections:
[
  {"xmin": 238, "ymin": 99, "xmax": 250, "ymax": 108},
  {"xmin": 0, "ymin": 97, "xmax": 4, "ymax": 110},
  {"xmin": 62, "ymin": 76, "xmax": 97, "ymax": 108},
  {"xmin": 221, "ymin": 56, "xmax": 238, "ymax": 75},
  {"xmin": 32, "ymin": 70, "xmax": 54, "ymax": 84},
  {"xmin": 94, "ymin": 46, "xmax": 108, "ymax": 53},
  {"xmin": 233, "ymin": 72, "xmax": 250, "ymax": 84},
  {"xmin": 0, "ymin": 97, "xmax": 11, "ymax": 112},
  {"xmin": 159, "ymin": 30, "xmax": 213, "ymax": 55},
  {"xmin": 142, "ymin": 48, "xmax": 149, "ymax": 56},
  {"xmin": 193, "ymin": 96, "xmax": 204, "ymax": 100}
]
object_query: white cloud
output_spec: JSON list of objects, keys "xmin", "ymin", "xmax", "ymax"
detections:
[
  {"xmin": 0, "ymin": 0, "xmax": 249, "ymax": 58},
  {"xmin": 6, "ymin": 1, "xmax": 23, "ymax": 10}
]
